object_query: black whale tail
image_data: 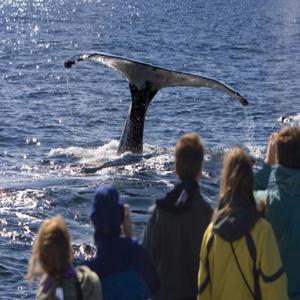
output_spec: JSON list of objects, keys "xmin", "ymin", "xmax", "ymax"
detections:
[
  {"xmin": 64, "ymin": 52, "xmax": 249, "ymax": 154},
  {"xmin": 117, "ymin": 83, "xmax": 158, "ymax": 154}
]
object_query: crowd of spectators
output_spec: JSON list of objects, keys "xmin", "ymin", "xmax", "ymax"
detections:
[{"xmin": 27, "ymin": 126, "xmax": 300, "ymax": 300}]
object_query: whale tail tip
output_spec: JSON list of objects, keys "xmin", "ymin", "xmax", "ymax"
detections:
[
  {"xmin": 64, "ymin": 60, "xmax": 76, "ymax": 69},
  {"xmin": 236, "ymin": 92, "xmax": 248, "ymax": 106}
]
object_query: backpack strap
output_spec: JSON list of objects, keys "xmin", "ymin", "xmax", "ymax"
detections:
[
  {"xmin": 198, "ymin": 234, "xmax": 214, "ymax": 294},
  {"xmin": 245, "ymin": 232, "xmax": 262, "ymax": 300},
  {"xmin": 230, "ymin": 239, "xmax": 261, "ymax": 300}
]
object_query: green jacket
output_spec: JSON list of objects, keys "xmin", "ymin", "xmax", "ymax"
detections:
[{"xmin": 255, "ymin": 163, "xmax": 300, "ymax": 300}]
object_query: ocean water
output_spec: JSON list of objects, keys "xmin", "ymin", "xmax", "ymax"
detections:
[{"xmin": 0, "ymin": 0, "xmax": 300, "ymax": 298}]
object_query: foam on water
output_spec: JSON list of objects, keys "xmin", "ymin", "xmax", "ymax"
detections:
[
  {"xmin": 49, "ymin": 139, "xmax": 120, "ymax": 164},
  {"xmin": 278, "ymin": 113, "xmax": 300, "ymax": 127}
]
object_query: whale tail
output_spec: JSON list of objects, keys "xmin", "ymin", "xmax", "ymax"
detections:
[
  {"xmin": 65, "ymin": 52, "xmax": 249, "ymax": 154},
  {"xmin": 117, "ymin": 83, "xmax": 158, "ymax": 154}
]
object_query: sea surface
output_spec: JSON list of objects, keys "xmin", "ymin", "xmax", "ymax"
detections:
[{"xmin": 0, "ymin": 0, "xmax": 300, "ymax": 298}]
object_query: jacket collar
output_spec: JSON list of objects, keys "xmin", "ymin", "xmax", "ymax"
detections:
[
  {"xmin": 156, "ymin": 179, "xmax": 200, "ymax": 214},
  {"xmin": 42, "ymin": 266, "xmax": 76, "ymax": 293}
]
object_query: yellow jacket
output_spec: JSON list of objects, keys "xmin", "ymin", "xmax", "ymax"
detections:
[{"xmin": 198, "ymin": 218, "xmax": 289, "ymax": 300}]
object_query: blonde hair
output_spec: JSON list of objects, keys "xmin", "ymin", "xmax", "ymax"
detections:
[
  {"xmin": 218, "ymin": 147, "xmax": 256, "ymax": 212},
  {"xmin": 27, "ymin": 216, "xmax": 73, "ymax": 285},
  {"xmin": 175, "ymin": 132, "xmax": 204, "ymax": 180}
]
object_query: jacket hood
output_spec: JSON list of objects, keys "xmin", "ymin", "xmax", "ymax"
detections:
[
  {"xmin": 91, "ymin": 186, "xmax": 124, "ymax": 239},
  {"xmin": 275, "ymin": 165, "xmax": 300, "ymax": 198},
  {"xmin": 156, "ymin": 179, "xmax": 199, "ymax": 214},
  {"xmin": 213, "ymin": 207, "xmax": 260, "ymax": 242}
]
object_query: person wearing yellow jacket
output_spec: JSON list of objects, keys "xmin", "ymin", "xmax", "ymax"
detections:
[{"xmin": 198, "ymin": 147, "xmax": 289, "ymax": 300}]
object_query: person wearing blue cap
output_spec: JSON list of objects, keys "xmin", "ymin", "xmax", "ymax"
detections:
[{"xmin": 84, "ymin": 185, "xmax": 160, "ymax": 300}]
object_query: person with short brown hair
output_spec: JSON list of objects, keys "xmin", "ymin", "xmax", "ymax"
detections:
[
  {"xmin": 175, "ymin": 132, "xmax": 204, "ymax": 180},
  {"xmin": 143, "ymin": 132, "xmax": 212, "ymax": 300},
  {"xmin": 27, "ymin": 216, "xmax": 102, "ymax": 300},
  {"xmin": 276, "ymin": 126, "xmax": 300, "ymax": 168},
  {"xmin": 255, "ymin": 126, "xmax": 300, "ymax": 300}
]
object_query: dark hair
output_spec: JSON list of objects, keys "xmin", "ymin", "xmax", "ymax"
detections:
[
  {"xmin": 277, "ymin": 127, "xmax": 300, "ymax": 169},
  {"xmin": 218, "ymin": 147, "xmax": 256, "ymax": 214},
  {"xmin": 27, "ymin": 216, "xmax": 72, "ymax": 285},
  {"xmin": 175, "ymin": 132, "xmax": 204, "ymax": 180}
]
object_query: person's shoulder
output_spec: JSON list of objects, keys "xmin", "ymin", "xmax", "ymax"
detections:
[
  {"xmin": 251, "ymin": 217, "xmax": 275, "ymax": 241},
  {"xmin": 150, "ymin": 203, "xmax": 169, "ymax": 221},
  {"xmin": 192, "ymin": 192, "xmax": 213, "ymax": 214},
  {"xmin": 76, "ymin": 265, "xmax": 103, "ymax": 300},
  {"xmin": 125, "ymin": 237, "xmax": 152, "ymax": 261},
  {"xmin": 119, "ymin": 236, "xmax": 145, "ymax": 252},
  {"xmin": 254, "ymin": 217, "xmax": 271, "ymax": 230},
  {"xmin": 76, "ymin": 265, "xmax": 100, "ymax": 283}
]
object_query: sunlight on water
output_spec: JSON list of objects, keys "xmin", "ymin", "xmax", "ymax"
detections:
[
  {"xmin": 0, "ymin": 189, "xmax": 50, "ymax": 243},
  {"xmin": 0, "ymin": 189, "xmax": 41, "ymax": 210}
]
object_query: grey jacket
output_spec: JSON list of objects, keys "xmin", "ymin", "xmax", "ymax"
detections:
[
  {"xmin": 143, "ymin": 184, "xmax": 212, "ymax": 300},
  {"xmin": 36, "ymin": 265, "xmax": 103, "ymax": 300}
]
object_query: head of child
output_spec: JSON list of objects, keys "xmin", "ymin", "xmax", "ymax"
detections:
[
  {"xmin": 218, "ymin": 147, "xmax": 256, "ymax": 213},
  {"xmin": 175, "ymin": 132, "xmax": 204, "ymax": 181},
  {"xmin": 90, "ymin": 186, "xmax": 124, "ymax": 240},
  {"xmin": 27, "ymin": 216, "xmax": 72, "ymax": 284},
  {"xmin": 276, "ymin": 126, "xmax": 300, "ymax": 169}
]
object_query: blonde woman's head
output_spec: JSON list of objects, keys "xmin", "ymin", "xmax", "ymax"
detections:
[
  {"xmin": 27, "ymin": 216, "xmax": 72, "ymax": 285},
  {"xmin": 219, "ymin": 147, "xmax": 255, "ymax": 210}
]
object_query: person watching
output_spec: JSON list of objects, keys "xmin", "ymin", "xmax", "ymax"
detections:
[
  {"xmin": 143, "ymin": 132, "xmax": 213, "ymax": 300},
  {"xmin": 255, "ymin": 126, "xmax": 300, "ymax": 300}
]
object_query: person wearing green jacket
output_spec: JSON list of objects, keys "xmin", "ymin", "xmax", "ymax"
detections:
[{"xmin": 255, "ymin": 126, "xmax": 300, "ymax": 300}]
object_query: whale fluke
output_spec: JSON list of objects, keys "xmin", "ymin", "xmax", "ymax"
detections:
[{"xmin": 64, "ymin": 52, "xmax": 249, "ymax": 154}]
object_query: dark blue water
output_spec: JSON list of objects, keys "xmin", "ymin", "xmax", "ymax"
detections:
[{"xmin": 1, "ymin": 0, "xmax": 300, "ymax": 297}]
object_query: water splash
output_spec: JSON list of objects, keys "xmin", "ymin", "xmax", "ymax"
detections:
[
  {"xmin": 49, "ymin": 139, "xmax": 119, "ymax": 163},
  {"xmin": 278, "ymin": 113, "xmax": 300, "ymax": 127},
  {"xmin": 243, "ymin": 107, "xmax": 255, "ymax": 145}
]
